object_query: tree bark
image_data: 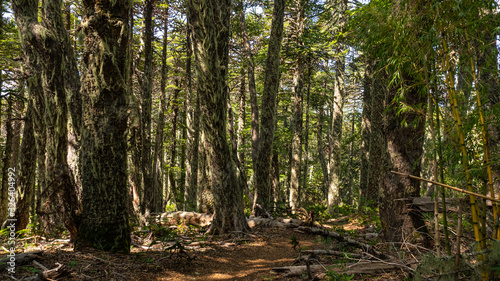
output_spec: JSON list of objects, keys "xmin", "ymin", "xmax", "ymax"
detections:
[
  {"xmin": 188, "ymin": 0, "xmax": 249, "ymax": 233},
  {"xmin": 76, "ymin": 0, "xmax": 132, "ymax": 253},
  {"xmin": 254, "ymin": 0, "xmax": 285, "ymax": 214},
  {"xmin": 239, "ymin": 0, "xmax": 259, "ymax": 180},
  {"xmin": 12, "ymin": 0, "xmax": 80, "ymax": 240},
  {"xmin": 327, "ymin": 0, "xmax": 347, "ymax": 210},
  {"xmin": 141, "ymin": 0, "xmax": 155, "ymax": 215},
  {"xmin": 379, "ymin": 72, "xmax": 430, "ymax": 245},
  {"xmin": 184, "ymin": 19, "xmax": 200, "ymax": 211},
  {"xmin": 153, "ymin": 4, "xmax": 168, "ymax": 213},
  {"xmin": 359, "ymin": 59, "xmax": 373, "ymax": 205},
  {"xmin": 0, "ymin": 96, "xmax": 14, "ymax": 222},
  {"xmin": 15, "ymin": 96, "xmax": 36, "ymax": 231}
]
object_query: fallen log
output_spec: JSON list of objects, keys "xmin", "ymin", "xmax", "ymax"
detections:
[
  {"xmin": 297, "ymin": 226, "xmax": 389, "ymax": 259},
  {"xmin": 158, "ymin": 211, "xmax": 213, "ymax": 227}
]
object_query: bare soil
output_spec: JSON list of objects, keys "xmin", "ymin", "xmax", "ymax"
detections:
[{"xmin": 3, "ymin": 218, "xmax": 410, "ymax": 281}]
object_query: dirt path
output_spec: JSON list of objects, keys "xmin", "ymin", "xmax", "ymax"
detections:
[
  {"xmin": 7, "ymin": 227, "xmax": 322, "ymax": 281},
  {"xmin": 158, "ymin": 228, "xmax": 319, "ymax": 281}
]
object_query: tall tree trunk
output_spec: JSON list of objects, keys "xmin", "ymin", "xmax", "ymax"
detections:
[
  {"xmin": 359, "ymin": 59, "xmax": 373, "ymax": 205},
  {"xmin": 239, "ymin": 0, "xmax": 259, "ymax": 179},
  {"xmin": 254, "ymin": 0, "xmax": 285, "ymax": 215},
  {"xmin": 327, "ymin": 0, "xmax": 347, "ymax": 210},
  {"xmin": 141, "ymin": 0, "xmax": 155, "ymax": 215},
  {"xmin": 367, "ymin": 63, "xmax": 385, "ymax": 211},
  {"xmin": 301, "ymin": 63, "xmax": 311, "ymax": 202},
  {"xmin": 16, "ymin": 96, "xmax": 36, "ymax": 231},
  {"xmin": 188, "ymin": 0, "xmax": 249, "ymax": 233},
  {"xmin": 0, "ymin": 96, "xmax": 13, "ymax": 223},
  {"xmin": 154, "ymin": 4, "xmax": 169, "ymax": 213},
  {"xmin": 76, "ymin": 0, "xmax": 132, "ymax": 253},
  {"xmin": 289, "ymin": 0, "xmax": 305, "ymax": 212},
  {"xmin": 13, "ymin": 0, "xmax": 80, "ymax": 241},
  {"xmin": 184, "ymin": 20, "xmax": 200, "ymax": 211},
  {"xmin": 317, "ymin": 106, "xmax": 329, "ymax": 198},
  {"xmin": 168, "ymin": 80, "xmax": 180, "ymax": 207}
]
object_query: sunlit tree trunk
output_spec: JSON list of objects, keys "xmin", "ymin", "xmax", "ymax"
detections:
[
  {"xmin": 327, "ymin": 0, "xmax": 347, "ymax": 210},
  {"xmin": 168, "ymin": 80, "xmax": 180, "ymax": 206},
  {"xmin": 76, "ymin": 0, "xmax": 132, "ymax": 253},
  {"xmin": 154, "ymin": 4, "xmax": 169, "ymax": 213},
  {"xmin": 188, "ymin": 0, "xmax": 249, "ymax": 233},
  {"xmin": 359, "ymin": 59, "xmax": 373, "ymax": 205},
  {"xmin": 254, "ymin": 0, "xmax": 285, "ymax": 215}
]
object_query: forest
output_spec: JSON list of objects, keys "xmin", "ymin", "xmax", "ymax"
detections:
[{"xmin": 0, "ymin": 0, "xmax": 499, "ymax": 280}]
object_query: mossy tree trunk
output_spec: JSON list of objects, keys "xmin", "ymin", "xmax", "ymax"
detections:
[
  {"xmin": 0, "ymin": 96, "xmax": 13, "ymax": 223},
  {"xmin": 76, "ymin": 0, "xmax": 132, "ymax": 253},
  {"xmin": 188, "ymin": 0, "xmax": 249, "ymax": 233},
  {"xmin": 12, "ymin": 0, "xmax": 80, "ymax": 240},
  {"xmin": 254, "ymin": 0, "xmax": 285, "ymax": 215},
  {"xmin": 15, "ymin": 97, "xmax": 36, "ymax": 231},
  {"xmin": 184, "ymin": 19, "xmax": 200, "ymax": 211}
]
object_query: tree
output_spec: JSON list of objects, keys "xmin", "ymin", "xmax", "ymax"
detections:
[
  {"xmin": 187, "ymin": 0, "xmax": 249, "ymax": 233},
  {"xmin": 254, "ymin": 0, "xmax": 286, "ymax": 215},
  {"xmin": 327, "ymin": 0, "xmax": 347, "ymax": 210},
  {"xmin": 76, "ymin": 0, "xmax": 132, "ymax": 253},
  {"xmin": 12, "ymin": 0, "xmax": 80, "ymax": 239}
]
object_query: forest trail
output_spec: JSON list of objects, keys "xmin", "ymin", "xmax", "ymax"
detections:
[{"xmin": 6, "ymin": 215, "xmax": 408, "ymax": 281}]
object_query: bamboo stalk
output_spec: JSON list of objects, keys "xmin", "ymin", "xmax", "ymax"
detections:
[
  {"xmin": 391, "ymin": 171, "xmax": 500, "ymax": 203},
  {"xmin": 438, "ymin": 30, "xmax": 485, "ymax": 254},
  {"xmin": 465, "ymin": 33, "xmax": 498, "ymax": 239}
]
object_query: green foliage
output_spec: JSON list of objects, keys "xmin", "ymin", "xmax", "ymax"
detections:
[
  {"xmin": 325, "ymin": 265, "xmax": 354, "ymax": 281},
  {"xmin": 415, "ymin": 240, "xmax": 500, "ymax": 280}
]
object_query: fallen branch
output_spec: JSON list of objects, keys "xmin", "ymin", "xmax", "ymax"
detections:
[
  {"xmin": 303, "ymin": 249, "xmax": 364, "ymax": 259},
  {"xmin": 273, "ymin": 261, "xmax": 406, "ymax": 277},
  {"xmin": 0, "ymin": 251, "xmax": 44, "ymax": 270},
  {"xmin": 297, "ymin": 226, "xmax": 389, "ymax": 259}
]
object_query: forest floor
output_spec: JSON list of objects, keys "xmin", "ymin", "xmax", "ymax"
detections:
[{"xmin": 2, "ymin": 210, "xmax": 451, "ymax": 281}]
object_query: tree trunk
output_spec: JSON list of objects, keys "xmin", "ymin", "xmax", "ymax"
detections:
[
  {"xmin": 13, "ymin": 0, "xmax": 80, "ymax": 241},
  {"xmin": 379, "ymin": 72, "xmax": 430, "ymax": 245},
  {"xmin": 327, "ymin": 0, "xmax": 347, "ymax": 210},
  {"xmin": 188, "ymin": 0, "xmax": 249, "ymax": 233},
  {"xmin": 359, "ymin": 59, "xmax": 373, "ymax": 205},
  {"xmin": 141, "ymin": 0, "xmax": 155, "ymax": 215},
  {"xmin": 76, "ymin": 0, "xmax": 132, "ymax": 253},
  {"xmin": 317, "ymin": 106, "xmax": 329, "ymax": 198},
  {"xmin": 301, "ymin": 64, "xmax": 311, "ymax": 202},
  {"xmin": 15, "ymin": 97, "xmax": 36, "ymax": 231},
  {"xmin": 254, "ymin": 0, "xmax": 286, "ymax": 214},
  {"xmin": 154, "ymin": 4, "xmax": 169, "ymax": 213},
  {"xmin": 184, "ymin": 20, "xmax": 200, "ymax": 211},
  {"xmin": 0, "ymin": 96, "xmax": 14, "ymax": 223},
  {"xmin": 289, "ymin": 0, "xmax": 306, "ymax": 212},
  {"xmin": 168, "ymin": 80, "xmax": 180, "ymax": 207},
  {"xmin": 239, "ymin": 0, "xmax": 259, "ymax": 180}
]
